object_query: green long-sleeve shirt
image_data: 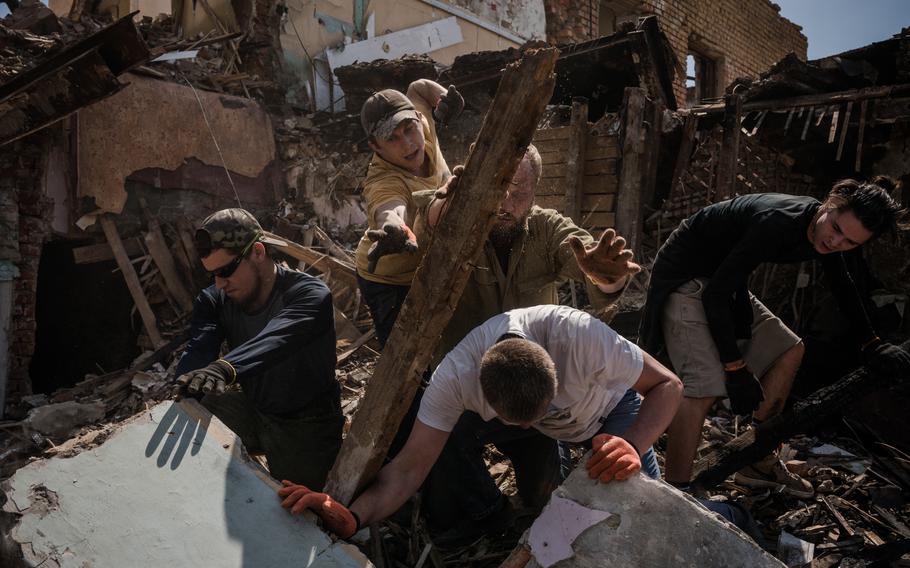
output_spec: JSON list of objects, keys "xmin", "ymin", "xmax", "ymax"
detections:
[{"xmin": 425, "ymin": 203, "xmax": 623, "ymax": 364}]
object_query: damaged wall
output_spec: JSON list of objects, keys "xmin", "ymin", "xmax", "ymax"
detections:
[
  {"xmin": 595, "ymin": 0, "xmax": 807, "ymax": 105},
  {"xmin": 0, "ymin": 132, "xmax": 57, "ymax": 408},
  {"xmin": 76, "ymin": 73, "xmax": 279, "ymax": 215}
]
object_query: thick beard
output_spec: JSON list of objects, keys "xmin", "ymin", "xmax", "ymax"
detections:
[{"xmin": 489, "ymin": 217, "xmax": 525, "ymax": 250}]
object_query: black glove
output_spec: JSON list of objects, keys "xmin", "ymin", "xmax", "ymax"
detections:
[
  {"xmin": 432, "ymin": 85, "xmax": 464, "ymax": 125},
  {"xmin": 865, "ymin": 342, "xmax": 910, "ymax": 377},
  {"xmin": 174, "ymin": 359, "xmax": 235, "ymax": 397},
  {"xmin": 366, "ymin": 222, "xmax": 418, "ymax": 273},
  {"xmin": 724, "ymin": 366, "xmax": 765, "ymax": 416}
]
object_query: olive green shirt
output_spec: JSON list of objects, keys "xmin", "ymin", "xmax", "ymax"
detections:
[{"xmin": 419, "ymin": 201, "xmax": 623, "ymax": 364}]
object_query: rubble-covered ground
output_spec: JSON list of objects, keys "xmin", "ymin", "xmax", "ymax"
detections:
[{"xmin": 3, "ymin": 319, "xmax": 909, "ymax": 568}]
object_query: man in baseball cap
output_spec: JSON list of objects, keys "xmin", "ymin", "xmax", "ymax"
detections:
[
  {"xmin": 174, "ymin": 207, "xmax": 343, "ymax": 489},
  {"xmin": 354, "ymin": 80, "xmax": 463, "ymax": 347}
]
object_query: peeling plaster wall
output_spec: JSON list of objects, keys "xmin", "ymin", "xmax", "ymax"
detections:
[{"xmin": 76, "ymin": 73, "xmax": 278, "ymax": 214}]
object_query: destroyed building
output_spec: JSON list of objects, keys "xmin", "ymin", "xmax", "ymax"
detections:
[{"xmin": 1, "ymin": 0, "xmax": 910, "ymax": 566}]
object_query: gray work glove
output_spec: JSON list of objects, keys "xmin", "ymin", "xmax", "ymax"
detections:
[
  {"xmin": 433, "ymin": 85, "xmax": 464, "ymax": 125},
  {"xmin": 725, "ymin": 367, "xmax": 765, "ymax": 416},
  {"xmin": 174, "ymin": 359, "xmax": 235, "ymax": 397},
  {"xmin": 366, "ymin": 222, "xmax": 418, "ymax": 273}
]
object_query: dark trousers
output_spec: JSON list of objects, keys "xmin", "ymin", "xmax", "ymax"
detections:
[
  {"xmin": 357, "ymin": 273, "xmax": 410, "ymax": 348},
  {"xmin": 201, "ymin": 388, "xmax": 344, "ymax": 490},
  {"xmin": 422, "ymin": 389, "xmax": 661, "ymax": 529}
]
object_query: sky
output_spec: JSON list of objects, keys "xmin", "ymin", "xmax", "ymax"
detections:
[
  {"xmin": 775, "ymin": 0, "xmax": 909, "ymax": 59},
  {"xmin": 0, "ymin": 1, "xmax": 907, "ymax": 58}
]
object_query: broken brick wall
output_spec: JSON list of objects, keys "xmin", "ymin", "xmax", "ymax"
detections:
[
  {"xmin": 593, "ymin": 0, "xmax": 807, "ymax": 105},
  {"xmin": 543, "ymin": 0, "xmax": 599, "ymax": 45},
  {"xmin": 0, "ymin": 134, "xmax": 56, "ymax": 405}
]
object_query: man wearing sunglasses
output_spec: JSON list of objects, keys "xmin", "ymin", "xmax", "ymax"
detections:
[{"xmin": 174, "ymin": 208, "xmax": 343, "ymax": 490}]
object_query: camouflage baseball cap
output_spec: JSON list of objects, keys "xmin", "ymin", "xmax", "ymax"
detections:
[
  {"xmin": 195, "ymin": 208, "xmax": 287, "ymax": 257},
  {"xmin": 361, "ymin": 89, "xmax": 420, "ymax": 140}
]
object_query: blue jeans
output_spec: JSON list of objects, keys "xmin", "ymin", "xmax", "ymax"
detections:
[{"xmin": 422, "ymin": 389, "xmax": 660, "ymax": 528}]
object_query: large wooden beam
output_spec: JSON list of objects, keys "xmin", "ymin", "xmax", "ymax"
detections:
[
  {"xmin": 563, "ymin": 97, "xmax": 588, "ymax": 222},
  {"xmin": 614, "ymin": 87, "xmax": 648, "ymax": 253},
  {"xmin": 714, "ymin": 93, "xmax": 742, "ymax": 201},
  {"xmin": 692, "ymin": 338, "xmax": 910, "ymax": 489},
  {"xmin": 324, "ymin": 48, "xmax": 560, "ymax": 504}
]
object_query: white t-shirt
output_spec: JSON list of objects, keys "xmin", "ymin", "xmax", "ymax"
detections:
[{"xmin": 417, "ymin": 305, "xmax": 644, "ymax": 443}]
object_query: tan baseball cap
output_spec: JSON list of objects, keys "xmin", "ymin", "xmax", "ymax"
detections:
[{"xmin": 361, "ymin": 89, "xmax": 420, "ymax": 140}]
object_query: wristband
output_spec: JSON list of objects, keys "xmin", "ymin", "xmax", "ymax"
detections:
[
  {"xmin": 723, "ymin": 360, "xmax": 747, "ymax": 372},
  {"xmin": 217, "ymin": 358, "xmax": 238, "ymax": 385},
  {"xmin": 860, "ymin": 336, "xmax": 881, "ymax": 351},
  {"xmin": 626, "ymin": 439, "xmax": 641, "ymax": 457}
]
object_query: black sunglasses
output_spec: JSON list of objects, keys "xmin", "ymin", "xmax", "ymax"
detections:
[{"xmin": 208, "ymin": 235, "xmax": 258, "ymax": 279}]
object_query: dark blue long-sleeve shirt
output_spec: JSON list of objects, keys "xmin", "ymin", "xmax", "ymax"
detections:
[{"xmin": 176, "ymin": 266, "xmax": 338, "ymax": 415}]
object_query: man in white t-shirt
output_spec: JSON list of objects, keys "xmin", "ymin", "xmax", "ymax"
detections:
[{"xmin": 277, "ymin": 305, "xmax": 683, "ymax": 540}]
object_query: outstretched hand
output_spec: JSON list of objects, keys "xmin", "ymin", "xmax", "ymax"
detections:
[
  {"xmin": 366, "ymin": 222, "xmax": 418, "ymax": 273},
  {"xmin": 568, "ymin": 229, "xmax": 641, "ymax": 287}
]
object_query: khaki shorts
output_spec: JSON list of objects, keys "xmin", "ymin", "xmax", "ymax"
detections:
[{"xmin": 662, "ymin": 279, "xmax": 801, "ymax": 398}]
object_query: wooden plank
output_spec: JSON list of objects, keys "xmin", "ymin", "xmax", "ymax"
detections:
[
  {"xmin": 72, "ymin": 238, "xmax": 143, "ymax": 264},
  {"xmin": 323, "ymin": 47, "xmax": 560, "ymax": 505},
  {"xmin": 614, "ymin": 87, "xmax": 647, "ymax": 253},
  {"xmin": 536, "ymin": 175, "xmax": 618, "ymax": 196},
  {"xmin": 337, "ymin": 329, "xmax": 376, "ymax": 365},
  {"xmin": 668, "ymin": 113, "xmax": 698, "ymax": 200},
  {"xmin": 138, "ymin": 198, "xmax": 194, "ymax": 313},
  {"xmin": 579, "ymin": 211, "xmax": 615, "ymax": 228},
  {"xmin": 536, "ymin": 135, "xmax": 617, "ymax": 158},
  {"xmin": 541, "ymin": 159, "xmax": 617, "ymax": 178},
  {"xmin": 533, "ymin": 125, "xmax": 571, "ymax": 141},
  {"xmin": 539, "ymin": 150, "xmax": 566, "ymax": 165},
  {"xmin": 263, "ymin": 231, "xmax": 358, "ymax": 289},
  {"xmin": 99, "ymin": 215, "xmax": 163, "ymax": 346},
  {"xmin": 855, "ymin": 100, "xmax": 868, "ymax": 171},
  {"xmin": 836, "ymin": 101, "xmax": 853, "ymax": 160},
  {"xmin": 691, "ymin": 337, "xmax": 910, "ymax": 489},
  {"xmin": 715, "ymin": 93, "xmax": 742, "ymax": 201},
  {"xmin": 691, "ymin": 84, "xmax": 910, "ymax": 115},
  {"xmin": 540, "ymin": 145, "xmax": 618, "ymax": 167},
  {"xmin": 144, "ymin": 228, "xmax": 195, "ymax": 313},
  {"xmin": 564, "ymin": 97, "xmax": 588, "ymax": 221},
  {"xmin": 537, "ymin": 193, "xmax": 615, "ymax": 212}
]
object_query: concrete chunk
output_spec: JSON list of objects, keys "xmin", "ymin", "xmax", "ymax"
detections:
[
  {"xmin": 1, "ymin": 400, "xmax": 372, "ymax": 568},
  {"xmin": 526, "ymin": 465, "xmax": 784, "ymax": 568}
]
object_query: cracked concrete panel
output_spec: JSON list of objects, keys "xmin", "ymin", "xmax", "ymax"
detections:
[
  {"xmin": 76, "ymin": 74, "xmax": 277, "ymax": 213},
  {"xmin": 1, "ymin": 400, "xmax": 371, "ymax": 568},
  {"xmin": 526, "ymin": 466, "xmax": 785, "ymax": 568}
]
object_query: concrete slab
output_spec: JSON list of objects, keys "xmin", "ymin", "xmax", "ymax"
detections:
[
  {"xmin": 526, "ymin": 465, "xmax": 785, "ymax": 568},
  {"xmin": 1, "ymin": 400, "xmax": 372, "ymax": 568}
]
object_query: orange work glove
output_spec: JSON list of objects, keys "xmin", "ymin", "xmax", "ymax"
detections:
[
  {"xmin": 585, "ymin": 433, "xmax": 641, "ymax": 483},
  {"xmin": 277, "ymin": 480, "xmax": 360, "ymax": 539}
]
